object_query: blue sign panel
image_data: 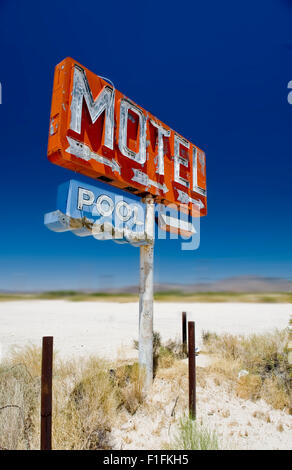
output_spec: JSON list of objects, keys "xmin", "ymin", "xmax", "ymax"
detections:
[{"xmin": 45, "ymin": 179, "xmax": 148, "ymax": 246}]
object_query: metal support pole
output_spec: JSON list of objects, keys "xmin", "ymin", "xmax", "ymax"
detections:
[
  {"xmin": 139, "ymin": 195, "xmax": 155, "ymax": 390},
  {"xmin": 188, "ymin": 321, "xmax": 196, "ymax": 419},
  {"xmin": 41, "ymin": 336, "xmax": 53, "ymax": 450},
  {"xmin": 182, "ymin": 311, "xmax": 187, "ymax": 355}
]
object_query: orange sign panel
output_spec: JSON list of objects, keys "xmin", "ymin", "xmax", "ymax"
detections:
[{"xmin": 48, "ymin": 58, "xmax": 207, "ymax": 215}]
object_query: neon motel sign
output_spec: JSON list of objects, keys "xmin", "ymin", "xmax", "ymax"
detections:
[{"xmin": 47, "ymin": 58, "xmax": 207, "ymax": 219}]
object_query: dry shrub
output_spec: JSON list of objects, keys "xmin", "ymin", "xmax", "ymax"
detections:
[
  {"xmin": 53, "ymin": 359, "xmax": 145, "ymax": 448},
  {"xmin": 207, "ymin": 358, "xmax": 241, "ymax": 382},
  {"xmin": 164, "ymin": 339, "xmax": 187, "ymax": 360},
  {"xmin": 202, "ymin": 330, "xmax": 218, "ymax": 344},
  {"xmin": 0, "ymin": 346, "xmax": 147, "ymax": 450},
  {"xmin": 115, "ymin": 363, "xmax": 145, "ymax": 415},
  {"xmin": 203, "ymin": 329, "xmax": 291, "ymax": 411},
  {"xmin": 202, "ymin": 331, "xmax": 239, "ymax": 360},
  {"xmin": 54, "ymin": 358, "xmax": 118, "ymax": 449},
  {"xmin": 261, "ymin": 377, "xmax": 290, "ymax": 410},
  {"xmin": 157, "ymin": 347, "xmax": 175, "ymax": 369},
  {"xmin": 9, "ymin": 344, "xmax": 43, "ymax": 377},
  {"xmin": 236, "ymin": 374, "xmax": 262, "ymax": 400},
  {"xmin": 0, "ymin": 349, "xmax": 41, "ymax": 450},
  {"xmin": 203, "ymin": 329, "xmax": 290, "ymax": 377},
  {"xmin": 154, "ymin": 337, "xmax": 187, "ymax": 373}
]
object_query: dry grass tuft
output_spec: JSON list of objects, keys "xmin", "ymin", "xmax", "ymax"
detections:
[
  {"xmin": 203, "ymin": 329, "xmax": 292, "ymax": 411},
  {"xmin": 207, "ymin": 358, "xmax": 242, "ymax": 393},
  {"xmin": 170, "ymin": 416, "xmax": 219, "ymax": 450},
  {"xmin": 114, "ymin": 363, "xmax": 145, "ymax": 415},
  {"xmin": 277, "ymin": 423, "xmax": 284, "ymax": 432},
  {"xmin": 0, "ymin": 366, "xmax": 39, "ymax": 449},
  {"xmin": 156, "ymin": 347, "xmax": 176, "ymax": 369},
  {"xmin": 0, "ymin": 348, "xmax": 41, "ymax": 450},
  {"xmin": 260, "ymin": 377, "xmax": 290, "ymax": 410},
  {"xmin": 8, "ymin": 344, "xmax": 43, "ymax": 378},
  {"xmin": 54, "ymin": 358, "xmax": 119, "ymax": 449},
  {"xmin": 236, "ymin": 374, "xmax": 262, "ymax": 401},
  {"xmin": 0, "ymin": 347, "xmax": 146, "ymax": 450}
]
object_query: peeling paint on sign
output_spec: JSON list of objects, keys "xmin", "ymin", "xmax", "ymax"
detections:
[
  {"xmin": 47, "ymin": 58, "xmax": 207, "ymax": 217},
  {"xmin": 44, "ymin": 179, "xmax": 152, "ymax": 246}
]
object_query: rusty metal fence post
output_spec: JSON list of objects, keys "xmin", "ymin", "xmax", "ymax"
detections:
[
  {"xmin": 188, "ymin": 321, "xmax": 196, "ymax": 419},
  {"xmin": 182, "ymin": 312, "xmax": 187, "ymax": 355},
  {"xmin": 41, "ymin": 336, "xmax": 53, "ymax": 450}
]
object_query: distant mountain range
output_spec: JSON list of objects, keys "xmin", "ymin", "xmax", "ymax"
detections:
[
  {"xmin": 102, "ymin": 276, "xmax": 292, "ymax": 294},
  {"xmin": 0, "ymin": 276, "xmax": 291, "ymax": 294}
]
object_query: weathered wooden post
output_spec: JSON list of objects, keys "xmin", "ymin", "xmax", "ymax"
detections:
[
  {"xmin": 139, "ymin": 195, "xmax": 155, "ymax": 389},
  {"xmin": 188, "ymin": 321, "xmax": 196, "ymax": 419},
  {"xmin": 41, "ymin": 336, "xmax": 53, "ymax": 450},
  {"xmin": 182, "ymin": 311, "xmax": 187, "ymax": 355}
]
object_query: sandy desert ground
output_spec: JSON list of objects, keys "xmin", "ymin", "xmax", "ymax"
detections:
[
  {"xmin": 111, "ymin": 362, "xmax": 292, "ymax": 451},
  {"xmin": 0, "ymin": 300, "xmax": 291, "ymax": 450},
  {"xmin": 0, "ymin": 300, "xmax": 290, "ymax": 361}
]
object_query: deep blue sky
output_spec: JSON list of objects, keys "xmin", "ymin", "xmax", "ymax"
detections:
[{"xmin": 0, "ymin": 0, "xmax": 291, "ymax": 290}]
